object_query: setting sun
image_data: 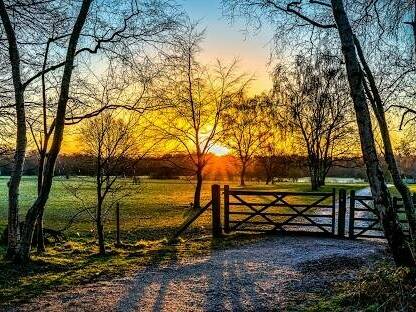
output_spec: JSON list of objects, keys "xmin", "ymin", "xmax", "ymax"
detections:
[{"xmin": 211, "ymin": 144, "xmax": 229, "ymax": 156}]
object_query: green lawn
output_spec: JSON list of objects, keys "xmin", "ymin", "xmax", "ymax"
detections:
[
  {"xmin": 3, "ymin": 178, "xmax": 416, "ymax": 308},
  {"xmin": 0, "ymin": 177, "xmax": 369, "ymax": 307},
  {"xmin": 0, "ymin": 177, "xmax": 368, "ymax": 242}
]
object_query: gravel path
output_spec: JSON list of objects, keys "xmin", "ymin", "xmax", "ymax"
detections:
[{"xmin": 9, "ymin": 236, "xmax": 388, "ymax": 312}]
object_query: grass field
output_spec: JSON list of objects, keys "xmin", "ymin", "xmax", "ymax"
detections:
[
  {"xmin": 1, "ymin": 177, "xmax": 414, "ymax": 307},
  {"xmin": 0, "ymin": 176, "xmax": 369, "ymax": 242}
]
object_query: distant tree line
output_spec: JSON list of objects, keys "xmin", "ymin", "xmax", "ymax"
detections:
[{"xmin": 2, "ymin": 152, "xmax": 415, "ymax": 183}]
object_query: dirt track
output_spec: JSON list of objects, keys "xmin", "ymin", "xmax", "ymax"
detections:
[{"xmin": 9, "ymin": 235, "xmax": 387, "ymax": 312}]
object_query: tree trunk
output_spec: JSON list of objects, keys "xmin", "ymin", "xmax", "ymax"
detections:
[
  {"xmin": 193, "ymin": 170, "xmax": 203, "ymax": 209},
  {"xmin": 96, "ymin": 198, "xmax": 105, "ymax": 255},
  {"xmin": 0, "ymin": 1, "xmax": 27, "ymax": 259},
  {"xmin": 16, "ymin": 0, "xmax": 92, "ymax": 263},
  {"xmin": 309, "ymin": 160, "xmax": 319, "ymax": 191},
  {"xmin": 318, "ymin": 163, "xmax": 327, "ymax": 187},
  {"xmin": 354, "ymin": 36, "xmax": 416, "ymax": 241},
  {"xmin": 35, "ymin": 210, "xmax": 45, "ymax": 253},
  {"xmin": 331, "ymin": 0, "xmax": 415, "ymax": 266},
  {"xmin": 240, "ymin": 161, "xmax": 247, "ymax": 186},
  {"xmin": 35, "ymin": 153, "xmax": 46, "ymax": 252},
  {"xmin": 263, "ymin": 158, "xmax": 272, "ymax": 185},
  {"xmin": 311, "ymin": 176, "xmax": 319, "ymax": 191},
  {"xmin": 265, "ymin": 176, "xmax": 270, "ymax": 185}
]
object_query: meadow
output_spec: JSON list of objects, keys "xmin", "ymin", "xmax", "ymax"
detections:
[
  {"xmin": 0, "ymin": 177, "xmax": 415, "ymax": 306},
  {"xmin": 0, "ymin": 176, "xmax": 372, "ymax": 242}
]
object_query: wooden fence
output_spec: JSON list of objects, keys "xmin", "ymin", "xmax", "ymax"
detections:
[{"xmin": 171, "ymin": 184, "xmax": 415, "ymax": 241}]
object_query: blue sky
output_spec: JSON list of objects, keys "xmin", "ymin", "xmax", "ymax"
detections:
[{"xmin": 180, "ymin": 0, "xmax": 274, "ymax": 93}]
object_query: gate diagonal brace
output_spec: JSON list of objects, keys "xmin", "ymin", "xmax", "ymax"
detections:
[
  {"xmin": 272, "ymin": 194, "xmax": 331, "ymax": 233},
  {"xmin": 230, "ymin": 194, "xmax": 284, "ymax": 230},
  {"xmin": 354, "ymin": 220, "xmax": 381, "ymax": 238}
]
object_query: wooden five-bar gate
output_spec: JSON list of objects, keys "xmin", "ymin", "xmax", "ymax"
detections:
[
  {"xmin": 223, "ymin": 186, "xmax": 337, "ymax": 236},
  {"xmin": 173, "ymin": 184, "xmax": 413, "ymax": 241}
]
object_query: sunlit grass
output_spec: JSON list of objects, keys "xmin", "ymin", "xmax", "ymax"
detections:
[
  {"xmin": 0, "ymin": 177, "xmax": 369, "ymax": 306},
  {"xmin": 0, "ymin": 177, "xmax": 367, "ymax": 241}
]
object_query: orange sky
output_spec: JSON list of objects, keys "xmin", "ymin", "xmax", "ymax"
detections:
[{"xmin": 61, "ymin": 1, "xmax": 275, "ymax": 154}]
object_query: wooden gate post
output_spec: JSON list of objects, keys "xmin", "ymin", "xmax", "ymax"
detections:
[
  {"xmin": 338, "ymin": 189, "xmax": 347, "ymax": 237},
  {"xmin": 115, "ymin": 202, "xmax": 121, "ymax": 247},
  {"xmin": 332, "ymin": 188, "xmax": 336, "ymax": 234},
  {"xmin": 223, "ymin": 185, "xmax": 230, "ymax": 234},
  {"xmin": 348, "ymin": 190, "xmax": 355, "ymax": 239},
  {"xmin": 211, "ymin": 184, "xmax": 222, "ymax": 238}
]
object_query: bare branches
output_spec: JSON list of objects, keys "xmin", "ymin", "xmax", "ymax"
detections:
[
  {"xmin": 387, "ymin": 104, "xmax": 416, "ymax": 130},
  {"xmin": 272, "ymin": 51, "xmax": 355, "ymax": 189},
  {"xmin": 222, "ymin": 94, "xmax": 274, "ymax": 185}
]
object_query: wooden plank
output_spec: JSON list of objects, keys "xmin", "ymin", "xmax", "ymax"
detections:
[
  {"xmin": 223, "ymin": 185, "xmax": 230, "ymax": 234},
  {"xmin": 229, "ymin": 203, "xmax": 334, "ymax": 208},
  {"xmin": 354, "ymin": 226, "xmax": 383, "ymax": 230},
  {"xmin": 353, "ymin": 208, "xmax": 378, "ymax": 212},
  {"xmin": 349, "ymin": 190, "xmax": 355, "ymax": 239},
  {"xmin": 230, "ymin": 228, "xmax": 335, "ymax": 238},
  {"xmin": 229, "ymin": 221, "xmax": 333, "ymax": 227},
  {"xmin": 354, "ymin": 195, "xmax": 373, "ymax": 200},
  {"xmin": 228, "ymin": 190, "xmax": 333, "ymax": 196},
  {"xmin": 170, "ymin": 200, "xmax": 212, "ymax": 240},
  {"xmin": 229, "ymin": 212, "xmax": 333, "ymax": 218},
  {"xmin": 338, "ymin": 189, "xmax": 347, "ymax": 237},
  {"xmin": 353, "ymin": 217, "xmax": 379, "ymax": 222},
  {"xmin": 212, "ymin": 184, "xmax": 222, "ymax": 238}
]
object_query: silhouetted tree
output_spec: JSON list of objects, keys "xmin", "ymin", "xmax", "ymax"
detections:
[
  {"xmin": 222, "ymin": 0, "xmax": 415, "ymax": 266},
  {"xmin": 273, "ymin": 53, "xmax": 354, "ymax": 190},
  {"xmin": 222, "ymin": 95, "xmax": 272, "ymax": 186},
  {"xmin": 0, "ymin": 0, "xmax": 183, "ymax": 263},
  {"xmin": 153, "ymin": 22, "xmax": 250, "ymax": 208},
  {"xmin": 80, "ymin": 113, "xmax": 137, "ymax": 255}
]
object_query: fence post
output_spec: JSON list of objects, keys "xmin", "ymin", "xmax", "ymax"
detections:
[
  {"xmin": 332, "ymin": 188, "xmax": 336, "ymax": 235},
  {"xmin": 211, "ymin": 184, "xmax": 222, "ymax": 238},
  {"xmin": 224, "ymin": 185, "xmax": 230, "ymax": 234},
  {"xmin": 349, "ymin": 190, "xmax": 355, "ymax": 239},
  {"xmin": 338, "ymin": 189, "xmax": 347, "ymax": 237},
  {"xmin": 115, "ymin": 202, "xmax": 121, "ymax": 247},
  {"xmin": 392, "ymin": 197, "xmax": 398, "ymax": 213}
]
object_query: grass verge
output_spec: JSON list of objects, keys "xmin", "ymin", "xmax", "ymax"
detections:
[{"xmin": 306, "ymin": 261, "xmax": 416, "ymax": 312}]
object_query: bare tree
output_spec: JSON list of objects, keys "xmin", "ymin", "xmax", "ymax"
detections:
[
  {"xmin": 222, "ymin": 0, "xmax": 415, "ymax": 266},
  {"xmin": 79, "ymin": 113, "xmax": 137, "ymax": 255},
  {"xmin": 222, "ymin": 95, "xmax": 272, "ymax": 186},
  {"xmin": 153, "ymin": 22, "xmax": 250, "ymax": 208},
  {"xmin": 0, "ymin": 0, "xmax": 183, "ymax": 263},
  {"xmin": 27, "ymin": 56, "xmax": 160, "ymax": 252},
  {"xmin": 273, "ymin": 53, "xmax": 354, "ymax": 190}
]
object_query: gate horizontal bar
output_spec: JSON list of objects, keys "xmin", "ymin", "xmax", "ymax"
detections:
[{"xmin": 229, "ymin": 212, "xmax": 333, "ymax": 218}]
